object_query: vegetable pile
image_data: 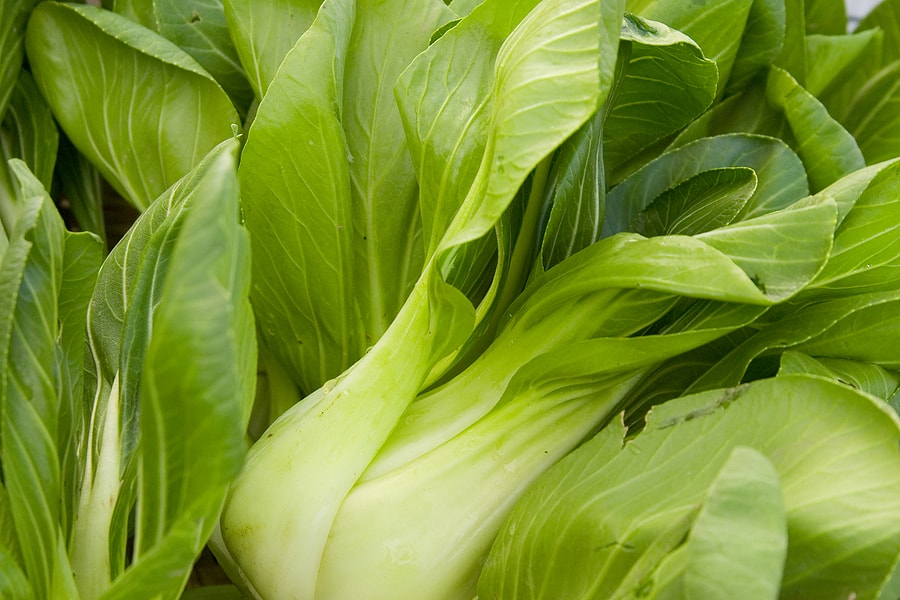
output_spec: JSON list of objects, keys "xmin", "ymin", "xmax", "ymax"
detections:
[{"xmin": 2, "ymin": 0, "xmax": 900, "ymax": 598}]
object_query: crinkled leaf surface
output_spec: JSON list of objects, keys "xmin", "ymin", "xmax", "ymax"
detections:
[
  {"xmin": 480, "ymin": 375, "xmax": 900, "ymax": 599},
  {"xmin": 25, "ymin": 2, "xmax": 239, "ymax": 210}
]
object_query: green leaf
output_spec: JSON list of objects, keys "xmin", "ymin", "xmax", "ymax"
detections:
[
  {"xmin": 153, "ymin": 0, "xmax": 255, "ymax": 116},
  {"xmin": 603, "ymin": 134, "xmax": 809, "ymax": 236},
  {"xmin": 114, "ymin": 127, "xmax": 254, "ymax": 599},
  {"xmin": 803, "ymin": 0, "xmax": 846, "ymax": 35},
  {"xmin": 778, "ymin": 351, "xmax": 900, "ymax": 403},
  {"xmin": 25, "ymin": 2, "xmax": 239, "ymax": 210},
  {"xmin": 241, "ymin": 0, "xmax": 454, "ymax": 392},
  {"xmin": 841, "ymin": 59, "xmax": 900, "ymax": 164},
  {"xmin": 238, "ymin": 0, "xmax": 360, "ymax": 394},
  {"xmin": 765, "ymin": 66, "xmax": 866, "ymax": 192},
  {"xmin": 538, "ymin": 99, "xmax": 607, "ymax": 271},
  {"xmin": 629, "ymin": 167, "xmax": 756, "ymax": 237},
  {"xmin": 219, "ymin": 0, "xmax": 621, "ymax": 597},
  {"xmin": 682, "ymin": 447, "xmax": 787, "ymax": 600},
  {"xmin": 112, "ymin": 0, "xmax": 156, "ymax": 29},
  {"xmin": 75, "ymin": 139, "xmax": 243, "ymax": 595},
  {"xmin": 0, "ymin": 544, "xmax": 32, "ymax": 600},
  {"xmin": 801, "ymin": 161, "xmax": 900, "ymax": 298},
  {"xmin": 603, "ymin": 13, "xmax": 718, "ymax": 184},
  {"xmin": 0, "ymin": 1, "xmax": 37, "ymax": 120},
  {"xmin": 805, "ymin": 30, "xmax": 882, "ymax": 98},
  {"xmin": 480, "ymin": 375, "xmax": 900, "ymax": 599},
  {"xmin": 691, "ymin": 291, "xmax": 900, "ymax": 392},
  {"xmin": 626, "ymin": 0, "xmax": 753, "ymax": 96},
  {"xmin": 856, "ymin": 0, "xmax": 900, "ymax": 64},
  {"xmin": 774, "ymin": 0, "xmax": 806, "ymax": 83},
  {"xmin": 724, "ymin": 0, "xmax": 785, "ymax": 94},
  {"xmin": 0, "ymin": 161, "xmax": 77, "ymax": 599},
  {"xmin": 56, "ymin": 230, "xmax": 103, "ymax": 543},
  {"xmin": 0, "ymin": 70, "xmax": 59, "ymax": 233},
  {"xmin": 223, "ymin": 0, "xmax": 323, "ymax": 99}
]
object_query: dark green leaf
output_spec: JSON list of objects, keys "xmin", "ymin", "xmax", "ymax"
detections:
[
  {"xmin": 604, "ymin": 134, "xmax": 809, "ymax": 236},
  {"xmin": 725, "ymin": 0, "xmax": 785, "ymax": 94},
  {"xmin": 0, "ymin": 1, "xmax": 37, "ymax": 120},
  {"xmin": 0, "ymin": 70, "xmax": 58, "ymax": 232},
  {"xmin": 630, "ymin": 167, "xmax": 756, "ymax": 236},
  {"xmin": 603, "ymin": 14, "xmax": 718, "ymax": 184}
]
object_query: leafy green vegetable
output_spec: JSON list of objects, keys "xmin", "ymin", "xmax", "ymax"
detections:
[{"xmin": 3, "ymin": 0, "xmax": 900, "ymax": 597}]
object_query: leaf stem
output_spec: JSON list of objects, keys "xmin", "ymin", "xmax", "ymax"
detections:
[
  {"xmin": 71, "ymin": 375, "xmax": 121, "ymax": 600},
  {"xmin": 493, "ymin": 154, "xmax": 554, "ymax": 322}
]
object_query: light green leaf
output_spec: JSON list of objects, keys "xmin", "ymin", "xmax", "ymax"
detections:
[
  {"xmin": 603, "ymin": 134, "xmax": 809, "ymax": 236},
  {"xmin": 802, "ymin": 161, "xmax": 900, "ymax": 297},
  {"xmin": 779, "ymin": 351, "xmax": 900, "ymax": 403},
  {"xmin": 238, "ymin": 0, "xmax": 360, "ymax": 394},
  {"xmin": 690, "ymin": 290, "xmax": 900, "ymax": 392},
  {"xmin": 223, "ymin": 0, "xmax": 323, "ymax": 99},
  {"xmin": 26, "ymin": 2, "xmax": 239, "ymax": 210},
  {"xmin": 220, "ymin": 0, "xmax": 619, "ymax": 597},
  {"xmin": 805, "ymin": 30, "xmax": 882, "ymax": 98},
  {"xmin": 480, "ymin": 375, "xmax": 900, "ymax": 599},
  {"xmin": 766, "ymin": 66, "xmax": 865, "ymax": 192},
  {"xmin": 603, "ymin": 13, "xmax": 718, "ymax": 184},
  {"xmin": 0, "ymin": 161, "xmax": 76, "ymax": 599},
  {"xmin": 682, "ymin": 447, "xmax": 786, "ymax": 600}
]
